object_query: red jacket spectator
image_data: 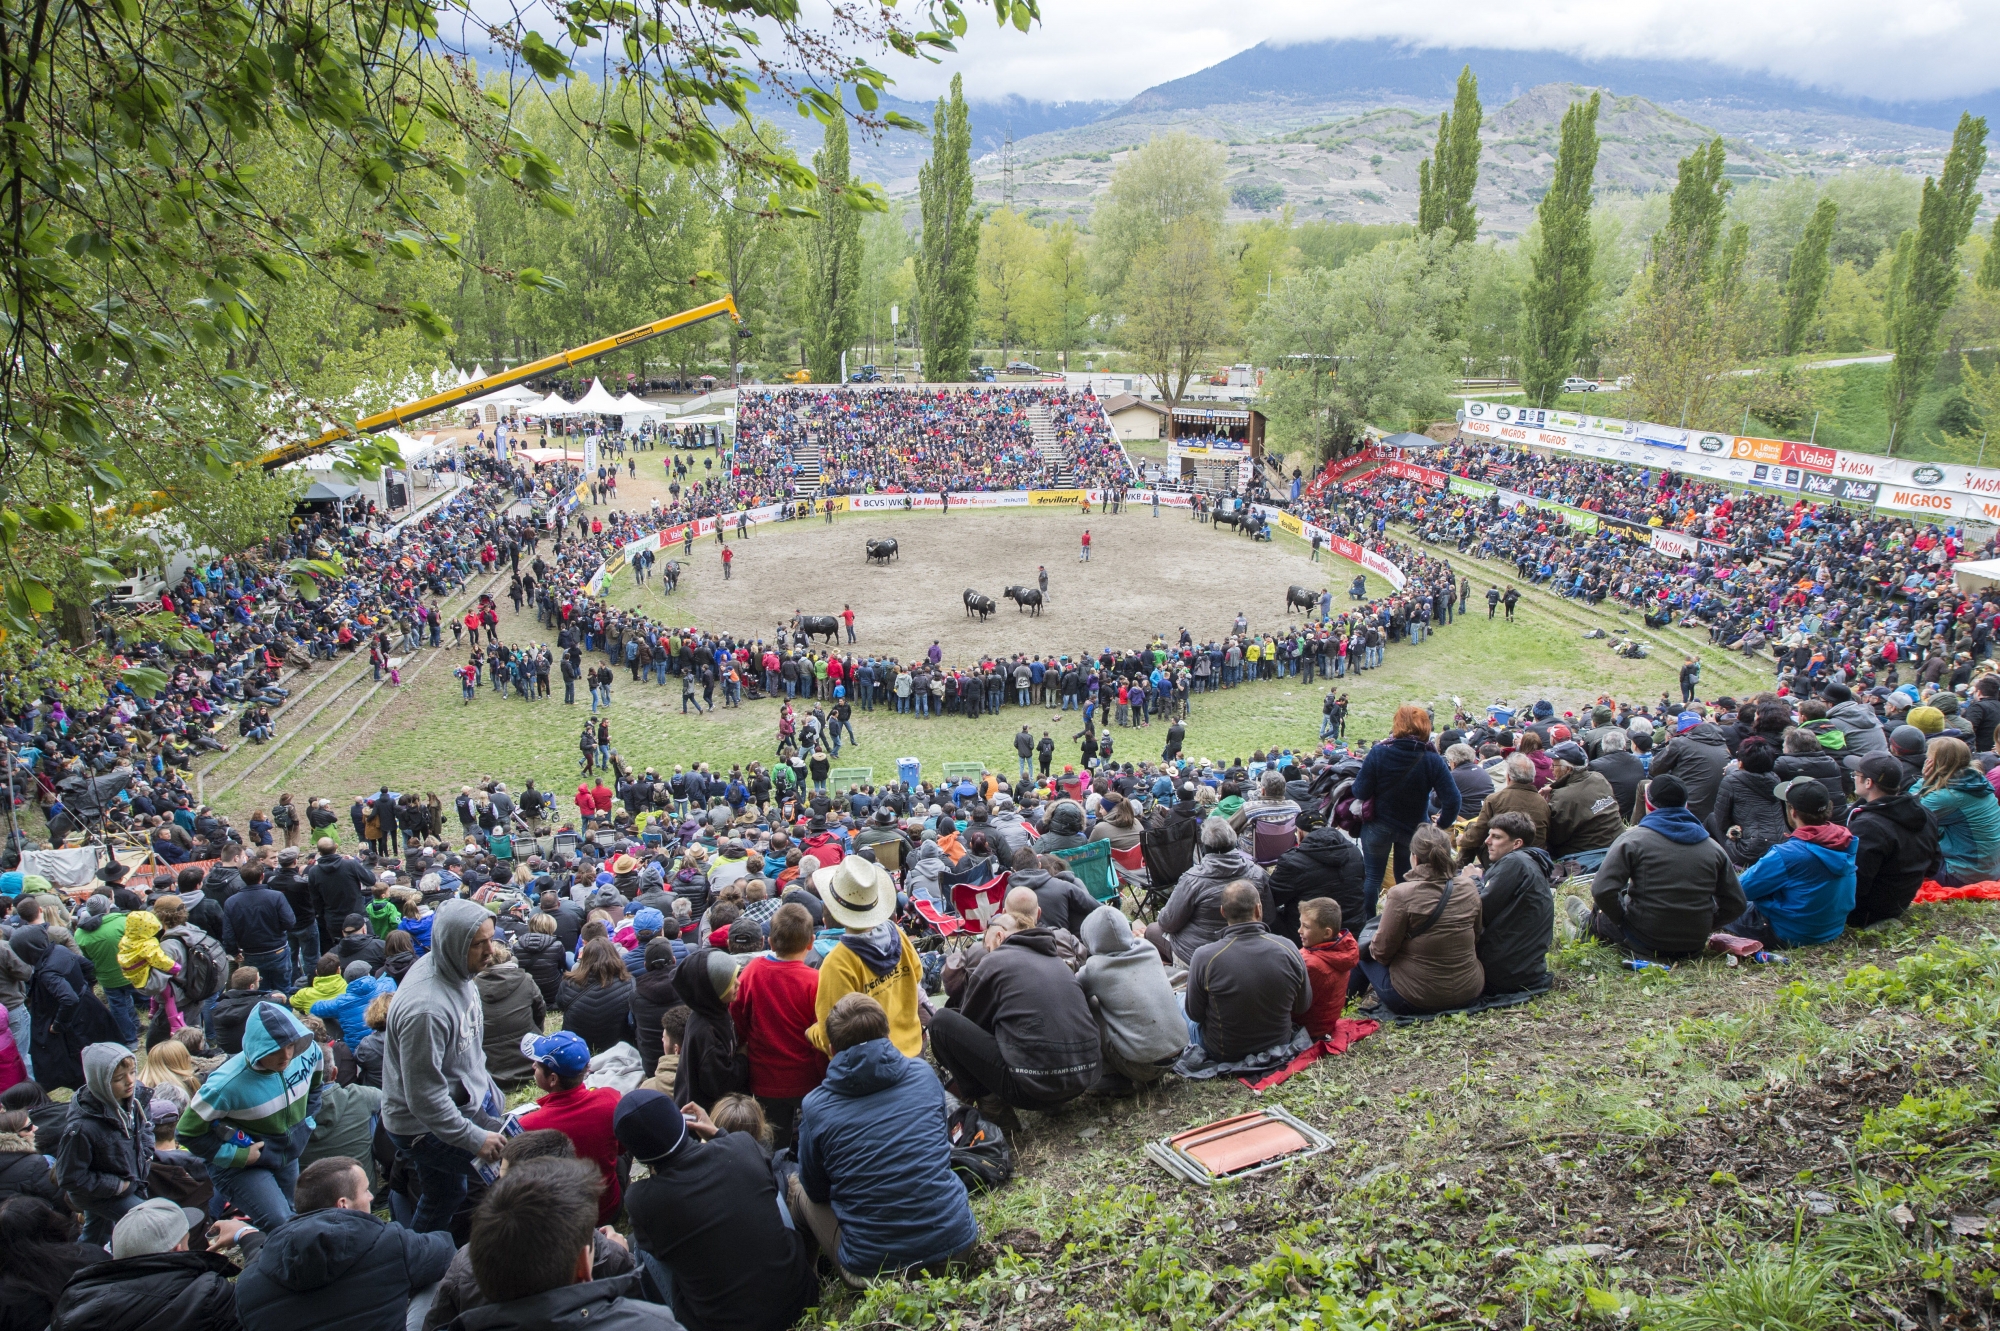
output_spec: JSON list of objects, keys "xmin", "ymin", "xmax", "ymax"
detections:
[
  {"xmin": 1300, "ymin": 932, "xmax": 1360, "ymax": 1039},
  {"xmin": 519, "ymin": 1082, "xmax": 624, "ymax": 1222},
  {"xmin": 730, "ymin": 953, "xmax": 827, "ymax": 1099},
  {"xmin": 591, "ymin": 781, "xmax": 614, "ymax": 814}
]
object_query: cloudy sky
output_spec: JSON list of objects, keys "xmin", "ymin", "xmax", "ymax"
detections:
[{"xmin": 883, "ymin": 0, "xmax": 2000, "ymax": 105}]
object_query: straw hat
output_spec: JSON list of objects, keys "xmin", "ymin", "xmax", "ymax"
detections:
[{"xmin": 815, "ymin": 856, "xmax": 896, "ymax": 930}]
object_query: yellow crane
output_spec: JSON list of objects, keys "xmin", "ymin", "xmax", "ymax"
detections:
[{"xmin": 258, "ymin": 293, "xmax": 742, "ymax": 471}]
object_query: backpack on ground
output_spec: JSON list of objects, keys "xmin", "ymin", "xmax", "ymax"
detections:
[{"xmin": 947, "ymin": 1104, "xmax": 1014, "ymax": 1191}]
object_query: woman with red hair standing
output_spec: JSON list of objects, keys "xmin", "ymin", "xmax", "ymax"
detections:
[{"xmin": 1349, "ymin": 703, "xmax": 1463, "ymax": 921}]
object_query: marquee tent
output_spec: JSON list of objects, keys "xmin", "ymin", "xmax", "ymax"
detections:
[{"xmin": 571, "ymin": 378, "xmax": 625, "ymax": 415}]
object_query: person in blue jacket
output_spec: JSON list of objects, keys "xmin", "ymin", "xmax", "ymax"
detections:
[
  {"xmin": 789, "ymin": 993, "xmax": 977, "ymax": 1285},
  {"xmin": 1733, "ymin": 779, "xmax": 1857, "ymax": 948},
  {"xmin": 1349, "ymin": 704, "xmax": 1462, "ymax": 920},
  {"xmin": 310, "ymin": 962, "xmax": 397, "ymax": 1044}
]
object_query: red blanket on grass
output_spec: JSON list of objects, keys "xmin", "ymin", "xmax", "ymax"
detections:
[
  {"xmin": 1237, "ymin": 1018, "xmax": 1379, "ymax": 1091},
  {"xmin": 1915, "ymin": 880, "xmax": 2000, "ymax": 903}
]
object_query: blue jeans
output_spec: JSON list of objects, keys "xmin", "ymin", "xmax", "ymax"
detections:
[
  {"xmin": 389, "ymin": 1130, "xmax": 481, "ymax": 1234},
  {"xmin": 8, "ymin": 1002, "xmax": 33, "ymax": 1077},
  {"xmin": 1353, "ymin": 954, "xmax": 1423, "ymax": 1014},
  {"xmin": 1358, "ymin": 822, "xmax": 1413, "ymax": 923},
  {"xmin": 243, "ymin": 947, "xmax": 291, "ymax": 994},
  {"xmin": 213, "ymin": 1157, "xmax": 301, "ymax": 1231},
  {"xmin": 103, "ymin": 984, "xmax": 139, "ymax": 1045},
  {"xmin": 81, "ymin": 1190, "xmax": 145, "ymax": 1246},
  {"xmin": 286, "ymin": 922, "xmax": 320, "ymax": 985}
]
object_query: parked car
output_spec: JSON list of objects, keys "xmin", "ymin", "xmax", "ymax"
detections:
[
  {"xmin": 1003, "ymin": 360, "xmax": 1040, "ymax": 375},
  {"xmin": 1561, "ymin": 376, "xmax": 1599, "ymax": 393},
  {"xmin": 970, "ymin": 364, "xmax": 996, "ymax": 382}
]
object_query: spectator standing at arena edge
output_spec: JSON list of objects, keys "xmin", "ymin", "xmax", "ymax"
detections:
[
  {"xmin": 842, "ymin": 604, "xmax": 856, "ymax": 643},
  {"xmin": 721, "ymin": 544, "xmax": 733, "ymax": 581},
  {"xmin": 1079, "ymin": 529, "xmax": 1091, "ymax": 563}
]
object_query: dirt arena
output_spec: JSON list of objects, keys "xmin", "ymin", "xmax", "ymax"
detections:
[{"xmin": 605, "ymin": 507, "xmax": 1392, "ymax": 660}]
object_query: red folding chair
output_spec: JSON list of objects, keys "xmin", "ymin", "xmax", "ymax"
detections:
[
  {"xmin": 1109, "ymin": 843, "xmax": 1147, "ymax": 876},
  {"xmin": 950, "ymin": 871, "xmax": 1011, "ymax": 928},
  {"xmin": 911, "ymin": 898, "xmax": 971, "ymax": 938}
]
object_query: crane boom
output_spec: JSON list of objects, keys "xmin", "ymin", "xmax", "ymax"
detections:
[{"xmin": 257, "ymin": 293, "xmax": 742, "ymax": 472}]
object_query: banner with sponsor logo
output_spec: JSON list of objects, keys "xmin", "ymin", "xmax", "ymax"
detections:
[
  {"xmin": 1029, "ymin": 489, "xmax": 1087, "ymax": 507},
  {"xmin": 1379, "ymin": 460, "xmax": 1450, "ymax": 489},
  {"xmin": 1650, "ymin": 529, "xmax": 1699, "ymax": 558},
  {"xmin": 1799, "ymin": 473, "xmax": 1880, "ymax": 504}
]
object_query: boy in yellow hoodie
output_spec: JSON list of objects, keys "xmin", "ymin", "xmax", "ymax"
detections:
[
  {"xmin": 805, "ymin": 858, "xmax": 924, "ymax": 1059},
  {"xmin": 289, "ymin": 953, "xmax": 347, "ymax": 1017},
  {"xmin": 117, "ymin": 909, "xmax": 181, "ymax": 1027}
]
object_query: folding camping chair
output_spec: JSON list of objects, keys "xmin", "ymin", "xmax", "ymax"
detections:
[
  {"xmin": 486, "ymin": 831, "xmax": 514, "ymax": 864},
  {"xmin": 551, "ymin": 831, "xmax": 579, "ymax": 862},
  {"xmin": 1053, "ymin": 840, "xmax": 1119, "ymax": 902},
  {"xmin": 911, "ymin": 897, "xmax": 972, "ymax": 940},
  {"xmin": 950, "ymin": 871, "xmax": 1011, "ymax": 928},
  {"xmin": 1250, "ymin": 813, "xmax": 1299, "ymax": 867},
  {"xmin": 1109, "ymin": 842, "xmax": 1150, "ymax": 897},
  {"xmin": 869, "ymin": 837, "xmax": 905, "ymax": 878}
]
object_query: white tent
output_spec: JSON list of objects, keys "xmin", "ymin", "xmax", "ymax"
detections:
[
  {"xmin": 466, "ymin": 382, "xmax": 542, "ymax": 405},
  {"xmin": 612, "ymin": 392, "xmax": 668, "ymax": 418},
  {"xmin": 1954, "ymin": 559, "xmax": 2000, "ymax": 592},
  {"xmin": 529, "ymin": 391, "xmax": 581, "ymax": 417},
  {"xmin": 572, "ymin": 378, "xmax": 624, "ymax": 415}
]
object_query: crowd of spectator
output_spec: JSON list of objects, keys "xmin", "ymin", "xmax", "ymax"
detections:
[{"xmin": 734, "ymin": 388, "xmax": 1134, "ymax": 496}]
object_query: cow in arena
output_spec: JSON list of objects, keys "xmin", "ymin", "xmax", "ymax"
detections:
[
  {"xmin": 1211, "ymin": 498, "xmax": 1253, "ymax": 533},
  {"xmin": 865, "ymin": 537, "xmax": 899, "ymax": 564},
  {"xmin": 1004, "ymin": 585, "xmax": 1044, "ymax": 616},
  {"xmin": 792, "ymin": 612, "xmax": 840, "ymax": 643},
  {"xmin": 964, "ymin": 589, "xmax": 996, "ymax": 621},
  {"xmin": 1285, "ymin": 585, "xmax": 1318, "ymax": 615}
]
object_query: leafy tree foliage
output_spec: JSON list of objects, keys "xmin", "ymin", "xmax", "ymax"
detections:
[
  {"xmin": 1518, "ymin": 92, "xmax": 1600, "ymax": 406},
  {"xmin": 1886, "ymin": 114, "xmax": 1988, "ymax": 450},
  {"xmin": 1417, "ymin": 66, "xmax": 1483, "ymax": 246},
  {"xmin": 917, "ymin": 74, "xmax": 979, "ymax": 381}
]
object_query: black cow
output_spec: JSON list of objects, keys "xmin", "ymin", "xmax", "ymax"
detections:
[
  {"xmin": 865, "ymin": 537, "xmax": 899, "ymax": 564},
  {"xmin": 1285, "ymin": 585, "xmax": 1318, "ymax": 615},
  {"xmin": 1003, "ymin": 586, "xmax": 1044, "ymax": 616},
  {"xmin": 963, "ymin": 589, "xmax": 996, "ymax": 621},
  {"xmin": 793, "ymin": 613, "xmax": 840, "ymax": 643},
  {"xmin": 1211, "ymin": 499, "xmax": 1253, "ymax": 532}
]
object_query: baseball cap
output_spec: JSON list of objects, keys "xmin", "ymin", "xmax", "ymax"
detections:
[
  {"xmin": 1675, "ymin": 712, "xmax": 1702, "ymax": 734},
  {"xmin": 1772, "ymin": 776, "xmax": 1833, "ymax": 819},
  {"xmin": 1548, "ymin": 741, "xmax": 1589, "ymax": 765},
  {"xmin": 111, "ymin": 1197, "xmax": 206, "ymax": 1259},
  {"xmin": 520, "ymin": 1030, "xmax": 591, "ymax": 1076},
  {"xmin": 632, "ymin": 907, "xmax": 665, "ymax": 933}
]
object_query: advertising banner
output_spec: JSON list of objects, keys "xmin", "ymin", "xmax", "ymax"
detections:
[
  {"xmin": 1650, "ymin": 529, "xmax": 1699, "ymax": 558},
  {"xmin": 1029, "ymin": 489, "xmax": 1086, "ymax": 507},
  {"xmin": 1448, "ymin": 477, "xmax": 1498, "ymax": 498},
  {"xmin": 583, "ymin": 435, "xmax": 599, "ymax": 475},
  {"xmin": 1277, "ymin": 512, "xmax": 1304, "ymax": 537},
  {"xmin": 1380, "ymin": 460, "xmax": 1451, "ymax": 489}
]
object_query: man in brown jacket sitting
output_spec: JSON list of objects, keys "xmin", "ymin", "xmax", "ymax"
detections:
[{"xmin": 1456, "ymin": 755, "xmax": 1550, "ymax": 866}]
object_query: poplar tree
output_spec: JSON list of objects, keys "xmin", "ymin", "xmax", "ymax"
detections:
[
  {"xmin": 917, "ymin": 74, "xmax": 980, "ymax": 382},
  {"xmin": 1779, "ymin": 197, "xmax": 1839, "ymax": 355},
  {"xmin": 1517, "ymin": 91, "xmax": 1600, "ymax": 406},
  {"xmin": 1982, "ymin": 214, "xmax": 2000, "ymax": 291},
  {"xmin": 802, "ymin": 115, "xmax": 863, "ymax": 383},
  {"xmin": 1887, "ymin": 113, "xmax": 1987, "ymax": 450},
  {"xmin": 1417, "ymin": 66, "xmax": 1483, "ymax": 245}
]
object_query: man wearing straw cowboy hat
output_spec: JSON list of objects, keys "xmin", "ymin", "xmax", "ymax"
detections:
[{"xmin": 806, "ymin": 856, "xmax": 924, "ymax": 1059}]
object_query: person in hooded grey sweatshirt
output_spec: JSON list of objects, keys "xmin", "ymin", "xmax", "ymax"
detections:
[
  {"xmin": 1075, "ymin": 906, "xmax": 1186, "ymax": 1093},
  {"xmin": 381, "ymin": 898, "xmax": 503, "ymax": 1235},
  {"xmin": 58, "ymin": 1042, "xmax": 154, "ymax": 1244},
  {"xmin": 902, "ymin": 839, "xmax": 948, "ymax": 908}
]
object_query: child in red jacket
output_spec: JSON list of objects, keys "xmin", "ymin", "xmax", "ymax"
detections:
[
  {"xmin": 1299, "ymin": 898, "xmax": 1361, "ymax": 1039},
  {"xmin": 728, "ymin": 903, "xmax": 827, "ymax": 1150}
]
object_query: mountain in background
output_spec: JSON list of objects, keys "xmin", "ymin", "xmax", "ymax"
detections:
[{"xmin": 1120, "ymin": 38, "xmax": 2000, "ymax": 133}]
